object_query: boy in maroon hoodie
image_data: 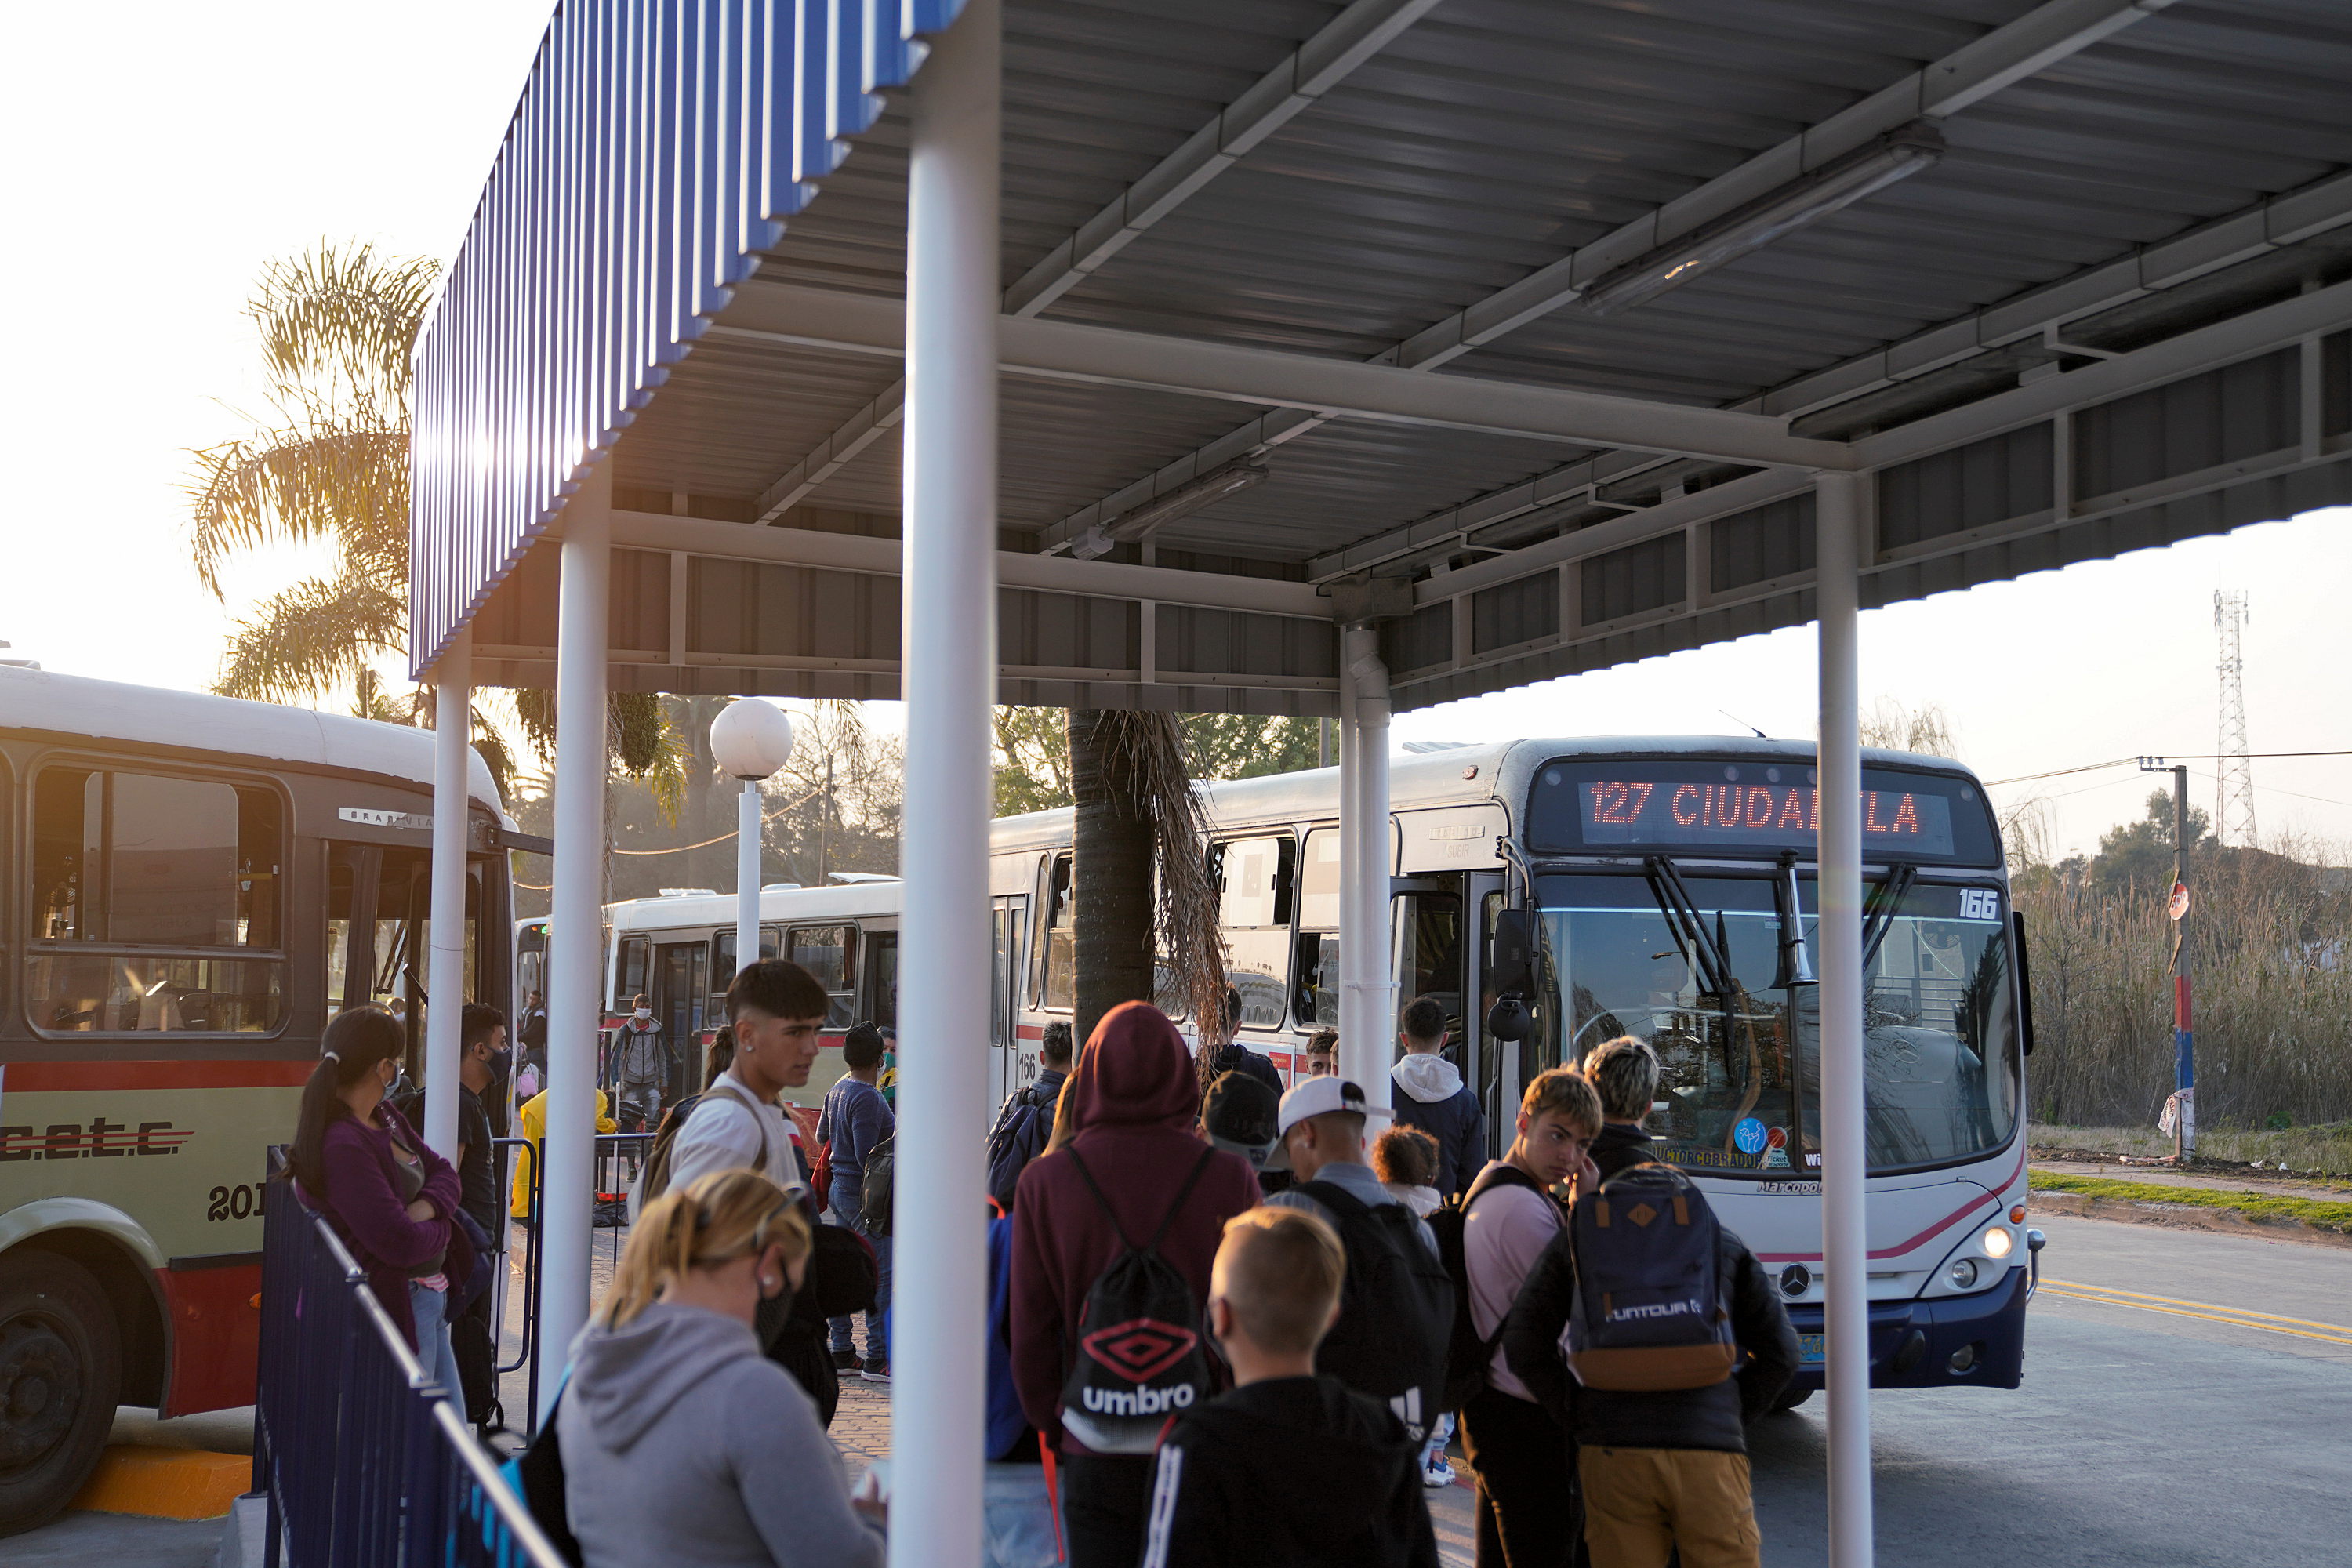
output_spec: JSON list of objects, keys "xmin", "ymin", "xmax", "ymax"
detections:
[{"xmin": 1010, "ymin": 1002, "xmax": 1262, "ymax": 1568}]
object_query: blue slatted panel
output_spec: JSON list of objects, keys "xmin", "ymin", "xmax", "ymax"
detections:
[{"xmin": 408, "ymin": 0, "xmax": 962, "ymax": 677}]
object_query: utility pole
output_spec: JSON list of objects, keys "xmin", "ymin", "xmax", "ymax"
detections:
[
  {"xmin": 2138, "ymin": 756, "xmax": 2194, "ymax": 1160},
  {"xmin": 817, "ymin": 751, "xmax": 833, "ymax": 886},
  {"xmin": 2214, "ymin": 590, "xmax": 2256, "ymax": 847}
]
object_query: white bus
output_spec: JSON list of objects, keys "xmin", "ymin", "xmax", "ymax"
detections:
[
  {"xmin": 0, "ymin": 666, "xmax": 520, "ymax": 1533},
  {"xmin": 575, "ymin": 736, "xmax": 2034, "ymax": 1406}
]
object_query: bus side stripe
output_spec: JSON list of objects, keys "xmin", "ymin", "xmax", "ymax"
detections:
[{"xmin": 0, "ymin": 1061, "xmax": 317, "ymax": 1093}]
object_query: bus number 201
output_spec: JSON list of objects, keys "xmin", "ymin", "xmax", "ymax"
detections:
[{"xmin": 208, "ymin": 1183, "xmax": 267, "ymax": 1222}]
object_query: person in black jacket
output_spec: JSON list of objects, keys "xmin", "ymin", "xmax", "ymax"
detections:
[
  {"xmin": 1389, "ymin": 996, "xmax": 1485, "ymax": 1198},
  {"xmin": 1140, "ymin": 1207, "xmax": 1438, "ymax": 1568},
  {"xmin": 1581, "ymin": 1035, "xmax": 1661, "ymax": 1179},
  {"xmin": 1501, "ymin": 1165, "xmax": 1800, "ymax": 1568}
]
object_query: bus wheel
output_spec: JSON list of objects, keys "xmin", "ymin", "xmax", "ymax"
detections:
[
  {"xmin": 1769, "ymin": 1385, "xmax": 1813, "ymax": 1414},
  {"xmin": 0, "ymin": 1251, "xmax": 122, "ymax": 1537}
]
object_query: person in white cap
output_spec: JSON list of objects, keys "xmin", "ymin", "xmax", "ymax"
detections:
[{"xmin": 1265, "ymin": 1076, "xmax": 1434, "ymax": 1256}]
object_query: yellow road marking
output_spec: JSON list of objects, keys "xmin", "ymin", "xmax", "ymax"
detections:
[{"xmin": 2039, "ymin": 1279, "xmax": 2352, "ymax": 1346}]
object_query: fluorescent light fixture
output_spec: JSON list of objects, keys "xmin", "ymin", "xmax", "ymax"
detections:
[
  {"xmin": 1069, "ymin": 452, "xmax": 1271, "ymax": 559},
  {"xmin": 1579, "ymin": 122, "xmax": 1945, "ymax": 317}
]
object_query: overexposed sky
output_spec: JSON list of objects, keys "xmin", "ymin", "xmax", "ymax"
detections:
[{"xmin": 2, "ymin": 2, "xmax": 2344, "ymax": 863}]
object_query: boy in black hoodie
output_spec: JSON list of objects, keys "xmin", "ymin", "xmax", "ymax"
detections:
[{"xmin": 1139, "ymin": 1208, "xmax": 1438, "ymax": 1568}]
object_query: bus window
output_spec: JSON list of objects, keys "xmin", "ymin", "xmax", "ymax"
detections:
[
  {"xmin": 1297, "ymin": 829, "xmax": 1341, "ymax": 927},
  {"xmin": 1395, "ymin": 891, "xmax": 1463, "ymax": 1041},
  {"xmin": 1041, "ymin": 855, "xmax": 1074, "ymax": 1012},
  {"xmin": 789, "ymin": 925, "xmax": 857, "ymax": 1027},
  {"xmin": 865, "ymin": 930, "xmax": 898, "ymax": 1029},
  {"xmin": 713, "ymin": 924, "xmax": 781, "ymax": 993},
  {"xmin": 1293, "ymin": 830, "xmax": 1341, "ymax": 1026},
  {"xmin": 1214, "ymin": 836, "xmax": 1294, "ymax": 1030},
  {"xmin": 29, "ymin": 767, "xmax": 286, "ymax": 1035},
  {"xmin": 615, "ymin": 936, "xmax": 650, "ymax": 1010},
  {"xmin": 1293, "ymin": 933, "xmax": 1339, "ymax": 1027}
]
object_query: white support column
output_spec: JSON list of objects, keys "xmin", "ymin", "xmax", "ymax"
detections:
[
  {"xmin": 894, "ymin": 2, "xmax": 998, "ymax": 1563},
  {"xmin": 737, "ymin": 778, "xmax": 762, "ymax": 987},
  {"xmin": 540, "ymin": 462, "xmax": 612, "ymax": 1415},
  {"xmin": 1337, "ymin": 652, "xmax": 1361, "ymax": 1076},
  {"xmin": 424, "ymin": 628, "xmax": 473, "ymax": 1160},
  {"xmin": 1814, "ymin": 468, "xmax": 1874, "ymax": 1568},
  {"xmin": 1342, "ymin": 627, "xmax": 1395, "ymax": 1104}
]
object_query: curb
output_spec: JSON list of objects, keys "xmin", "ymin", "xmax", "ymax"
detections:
[
  {"xmin": 2032, "ymin": 1190, "xmax": 2352, "ymax": 1251},
  {"xmin": 71, "ymin": 1444, "xmax": 249, "ymax": 1521}
]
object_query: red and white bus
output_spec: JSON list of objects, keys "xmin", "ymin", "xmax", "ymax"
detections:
[{"xmin": 0, "ymin": 666, "xmax": 517, "ymax": 1532}]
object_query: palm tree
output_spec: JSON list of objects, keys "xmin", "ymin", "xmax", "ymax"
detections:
[
  {"xmin": 1066, "ymin": 709, "xmax": 1225, "ymax": 1066},
  {"xmin": 187, "ymin": 241, "xmax": 678, "ymax": 799}
]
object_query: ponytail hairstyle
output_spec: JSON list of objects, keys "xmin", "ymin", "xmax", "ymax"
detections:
[
  {"xmin": 600, "ymin": 1169, "xmax": 810, "ymax": 1330},
  {"xmin": 285, "ymin": 1007, "xmax": 406, "ymax": 1196}
]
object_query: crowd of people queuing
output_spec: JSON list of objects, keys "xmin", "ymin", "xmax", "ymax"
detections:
[{"xmin": 284, "ymin": 957, "xmax": 1798, "ymax": 1568}]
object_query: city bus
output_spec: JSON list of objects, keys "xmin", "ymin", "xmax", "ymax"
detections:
[
  {"xmin": 0, "ymin": 666, "xmax": 518, "ymax": 1532},
  {"xmin": 575, "ymin": 737, "xmax": 2031, "ymax": 1407}
]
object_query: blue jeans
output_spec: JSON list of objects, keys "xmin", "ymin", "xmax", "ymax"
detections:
[
  {"xmin": 826, "ymin": 1200, "xmax": 892, "ymax": 1362},
  {"xmin": 983, "ymin": 1462, "xmax": 1059, "ymax": 1568},
  {"xmin": 408, "ymin": 1280, "xmax": 461, "ymax": 1402}
]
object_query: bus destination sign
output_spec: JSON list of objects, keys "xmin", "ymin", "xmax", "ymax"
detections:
[{"xmin": 1527, "ymin": 758, "xmax": 1991, "ymax": 860}]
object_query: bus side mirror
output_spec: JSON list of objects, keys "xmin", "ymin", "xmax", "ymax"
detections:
[
  {"xmin": 1486, "ymin": 993, "xmax": 1531, "ymax": 1042},
  {"xmin": 2012, "ymin": 909, "xmax": 2035, "ymax": 1056},
  {"xmin": 1486, "ymin": 909, "xmax": 1533, "ymax": 996}
]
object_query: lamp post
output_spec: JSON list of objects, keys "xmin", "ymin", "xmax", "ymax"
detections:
[{"xmin": 710, "ymin": 699, "xmax": 797, "ymax": 996}]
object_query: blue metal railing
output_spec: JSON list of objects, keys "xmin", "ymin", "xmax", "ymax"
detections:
[
  {"xmin": 255, "ymin": 1160, "xmax": 568, "ymax": 1568},
  {"xmin": 492, "ymin": 1131, "xmax": 655, "ymax": 1435}
]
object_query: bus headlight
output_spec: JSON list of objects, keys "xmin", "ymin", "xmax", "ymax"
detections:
[
  {"xmin": 1947, "ymin": 1258, "xmax": 1980, "ymax": 1290},
  {"xmin": 1982, "ymin": 1225, "xmax": 2014, "ymax": 1260}
]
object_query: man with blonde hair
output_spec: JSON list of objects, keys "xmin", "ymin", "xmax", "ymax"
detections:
[
  {"xmin": 1459, "ymin": 1069, "xmax": 1604, "ymax": 1568},
  {"xmin": 1139, "ymin": 1208, "xmax": 1438, "ymax": 1568},
  {"xmin": 1581, "ymin": 1035, "xmax": 1662, "ymax": 1179}
]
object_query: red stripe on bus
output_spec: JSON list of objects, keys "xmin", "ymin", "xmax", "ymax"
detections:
[
  {"xmin": 1, "ymin": 1060, "xmax": 317, "ymax": 1093},
  {"xmin": 1015, "ymin": 1025, "xmax": 1044, "ymax": 1041},
  {"xmin": 1754, "ymin": 1149, "xmax": 2024, "ymax": 1264}
]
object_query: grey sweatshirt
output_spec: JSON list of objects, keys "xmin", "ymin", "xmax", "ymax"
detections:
[{"xmin": 558, "ymin": 1301, "xmax": 884, "ymax": 1568}]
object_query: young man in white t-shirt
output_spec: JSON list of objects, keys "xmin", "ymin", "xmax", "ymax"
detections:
[
  {"xmin": 1458, "ymin": 1067, "xmax": 1602, "ymax": 1568},
  {"xmin": 667, "ymin": 960, "xmax": 829, "ymax": 1197}
]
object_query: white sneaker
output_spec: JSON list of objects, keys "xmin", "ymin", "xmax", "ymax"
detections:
[{"xmin": 1421, "ymin": 1456, "xmax": 1454, "ymax": 1490}]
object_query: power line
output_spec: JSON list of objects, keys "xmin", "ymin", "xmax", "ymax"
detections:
[{"xmin": 1982, "ymin": 751, "xmax": 2352, "ymax": 788}]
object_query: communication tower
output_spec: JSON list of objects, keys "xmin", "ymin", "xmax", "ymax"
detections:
[{"xmin": 2213, "ymin": 589, "xmax": 2256, "ymax": 847}]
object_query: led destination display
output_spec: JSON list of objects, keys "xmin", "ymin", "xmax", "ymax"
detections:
[{"xmin": 1529, "ymin": 759, "xmax": 1997, "ymax": 863}]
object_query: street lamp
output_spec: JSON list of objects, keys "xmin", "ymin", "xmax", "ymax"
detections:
[{"xmin": 710, "ymin": 699, "xmax": 796, "ymax": 993}]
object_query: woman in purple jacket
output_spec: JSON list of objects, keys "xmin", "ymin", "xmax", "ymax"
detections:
[{"xmin": 285, "ymin": 1007, "xmax": 468, "ymax": 1396}]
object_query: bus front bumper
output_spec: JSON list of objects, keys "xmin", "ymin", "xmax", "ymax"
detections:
[{"xmin": 1780, "ymin": 1263, "xmax": 2028, "ymax": 1393}]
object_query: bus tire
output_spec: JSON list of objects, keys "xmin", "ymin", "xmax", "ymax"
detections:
[
  {"xmin": 0, "ymin": 1250, "xmax": 122, "ymax": 1537},
  {"xmin": 1769, "ymin": 1385, "xmax": 1813, "ymax": 1414}
]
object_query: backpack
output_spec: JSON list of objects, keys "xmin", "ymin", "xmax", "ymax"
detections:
[
  {"xmin": 810, "ymin": 1138, "xmax": 834, "ymax": 1209},
  {"xmin": 1293, "ymin": 1179, "xmax": 1454, "ymax": 1443},
  {"xmin": 858, "ymin": 1136, "xmax": 895, "ymax": 1236},
  {"xmin": 1058, "ymin": 1145, "xmax": 1218, "ymax": 1454},
  {"xmin": 1426, "ymin": 1162, "xmax": 1543, "ymax": 1412},
  {"xmin": 985, "ymin": 1081, "xmax": 1055, "ymax": 1212},
  {"xmin": 1562, "ymin": 1162, "xmax": 1738, "ymax": 1392},
  {"xmin": 631, "ymin": 1081, "xmax": 766, "ymax": 1218}
]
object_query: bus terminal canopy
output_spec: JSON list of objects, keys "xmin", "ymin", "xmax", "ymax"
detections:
[
  {"xmin": 403, "ymin": 5, "xmax": 2352, "ymax": 1567},
  {"xmin": 413, "ymin": 0, "xmax": 2352, "ymax": 714}
]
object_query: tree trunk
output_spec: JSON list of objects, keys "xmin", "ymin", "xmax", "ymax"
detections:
[{"xmin": 1070, "ymin": 709, "xmax": 1157, "ymax": 1045}]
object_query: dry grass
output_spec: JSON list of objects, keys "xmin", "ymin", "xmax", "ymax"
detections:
[
  {"xmin": 2030, "ymin": 1120, "xmax": 2352, "ymax": 1178},
  {"xmin": 2016, "ymin": 845, "xmax": 2352, "ymax": 1132}
]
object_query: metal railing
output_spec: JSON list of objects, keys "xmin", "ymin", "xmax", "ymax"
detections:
[
  {"xmin": 255, "ymin": 1159, "xmax": 568, "ymax": 1568},
  {"xmin": 492, "ymin": 1131, "xmax": 655, "ymax": 1433}
]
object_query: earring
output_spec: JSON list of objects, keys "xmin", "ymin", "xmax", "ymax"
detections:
[{"xmin": 760, "ymin": 1276, "xmax": 778, "ymax": 1292}]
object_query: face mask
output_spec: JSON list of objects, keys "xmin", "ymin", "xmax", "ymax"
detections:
[
  {"xmin": 633, "ymin": 1007, "xmax": 652, "ymax": 1021},
  {"xmin": 488, "ymin": 1047, "xmax": 514, "ymax": 1079}
]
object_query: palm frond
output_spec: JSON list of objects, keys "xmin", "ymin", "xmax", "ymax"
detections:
[
  {"xmin": 213, "ymin": 575, "xmax": 407, "ymax": 705},
  {"xmin": 249, "ymin": 244, "xmax": 438, "ymax": 431},
  {"xmin": 609, "ymin": 692, "xmax": 688, "ymax": 825},
  {"xmin": 187, "ymin": 424, "xmax": 409, "ymax": 597},
  {"xmin": 470, "ymin": 708, "xmax": 517, "ymax": 804},
  {"xmin": 514, "ymin": 689, "xmax": 557, "ymax": 764},
  {"xmin": 1098, "ymin": 711, "xmax": 1227, "ymax": 1076}
]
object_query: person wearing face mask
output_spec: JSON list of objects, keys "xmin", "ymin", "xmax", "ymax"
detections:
[
  {"xmin": 615, "ymin": 993, "xmax": 674, "ymax": 1133},
  {"xmin": 558, "ymin": 1170, "xmax": 887, "ymax": 1568},
  {"xmin": 451, "ymin": 1004, "xmax": 510, "ymax": 1434},
  {"xmin": 284, "ymin": 1006, "xmax": 473, "ymax": 1397}
]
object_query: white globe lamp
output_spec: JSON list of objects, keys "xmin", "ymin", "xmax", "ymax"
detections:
[{"xmin": 710, "ymin": 699, "xmax": 796, "ymax": 989}]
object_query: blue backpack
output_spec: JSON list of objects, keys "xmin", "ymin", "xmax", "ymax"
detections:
[{"xmin": 1563, "ymin": 1163, "xmax": 1740, "ymax": 1392}]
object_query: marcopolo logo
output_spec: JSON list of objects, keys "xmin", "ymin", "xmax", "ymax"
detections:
[{"xmin": 1607, "ymin": 1297, "xmax": 1705, "ymax": 1324}]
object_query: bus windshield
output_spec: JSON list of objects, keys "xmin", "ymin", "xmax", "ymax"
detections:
[{"xmin": 1535, "ymin": 872, "xmax": 2020, "ymax": 1175}]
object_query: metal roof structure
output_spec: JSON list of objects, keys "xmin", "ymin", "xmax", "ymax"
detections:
[{"xmin": 415, "ymin": 0, "xmax": 2352, "ymax": 719}]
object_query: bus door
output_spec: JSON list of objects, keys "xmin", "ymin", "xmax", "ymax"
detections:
[
  {"xmin": 1392, "ymin": 877, "xmax": 1465, "ymax": 1044},
  {"xmin": 327, "ymin": 843, "xmax": 431, "ymax": 1076},
  {"xmin": 1466, "ymin": 871, "xmax": 1508, "ymax": 1156},
  {"xmin": 653, "ymin": 941, "xmax": 708, "ymax": 1103},
  {"xmin": 990, "ymin": 897, "xmax": 1027, "ymax": 1105}
]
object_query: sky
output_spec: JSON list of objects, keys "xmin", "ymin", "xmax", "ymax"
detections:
[{"xmin": 2, "ymin": 1, "xmax": 2346, "ymax": 865}]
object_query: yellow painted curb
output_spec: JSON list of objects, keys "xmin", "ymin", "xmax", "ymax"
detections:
[{"xmin": 71, "ymin": 1444, "xmax": 249, "ymax": 1521}]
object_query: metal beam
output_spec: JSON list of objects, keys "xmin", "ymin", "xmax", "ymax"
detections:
[
  {"xmin": 714, "ymin": 280, "xmax": 1853, "ymax": 469},
  {"xmin": 745, "ymin": 0, "xmax": 1436, "ymax": 526},
  {"xmin": 604, "ymin": 508, "xmax": 1333, "ymax": 619},
  {"xmin": 1033, "ymin": 0, "xmax": 2177, "ymax": 551}
]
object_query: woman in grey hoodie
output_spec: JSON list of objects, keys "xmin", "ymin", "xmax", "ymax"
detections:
[{"xmin": 560, "ymin": 1170, "xmax": 885, "ymax": 1568}]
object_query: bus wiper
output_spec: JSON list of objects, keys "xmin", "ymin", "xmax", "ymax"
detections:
[
  {"xmin": 1643, "ymin": 856, "xmax": 1733, "ymax": 998},
  {"xmin": 1861, "ymin": 862, "xmax": 1918, "ymax": 971},
  {"xmin": 1772, "ymin": 852, "xmax": 1816, "ymax": 990}
]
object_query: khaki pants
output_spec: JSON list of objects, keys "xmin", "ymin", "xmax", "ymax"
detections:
[{"xmin": 1579, "ymin": 1446, "xmax": 1760, "ymax": 1568}]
